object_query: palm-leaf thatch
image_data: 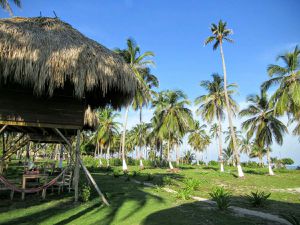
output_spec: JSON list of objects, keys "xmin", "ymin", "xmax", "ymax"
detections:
[{"xmin": 0, "ymin": 17, "xmax": 136, "ymax": 109}]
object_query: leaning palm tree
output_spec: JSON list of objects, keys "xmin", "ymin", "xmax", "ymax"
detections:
[
  {"xmin": 153, "ymin": 90, "xmax": 194, "ymax": 169},
  {"xmin": 195, "ymin": 74, "xmax": 237, "ymax": 172},
  {"xmin": 115, "ymin": 38, "xmax": 155, "ymax": 171},
  {"xmin": 0, "ymin": 0, "xmax": 21, "ymax": 15},
  {"xmin": 188, "ymin": 122, "xmax": 211, "ymax": 165},
  {"xmin": 239, "ymin": 91, "xmax": 288, "ymax": 175},
  {"xmin": 205, "ymin": 20, "xmax": 244, "ymax": 177},
  {"xmin": 96, "ymin": 108, "xmax": 121, "ymax": 167},
  {"xmin": 262, "ymin": 45, "xmax": 300, "ymax": 136}
]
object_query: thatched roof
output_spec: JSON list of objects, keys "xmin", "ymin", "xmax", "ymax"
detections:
[{"xmin": 0, "ymin": 17, "xmax": 136, "ymax": 109}]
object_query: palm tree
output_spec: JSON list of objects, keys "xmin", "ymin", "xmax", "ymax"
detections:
[
  {"xmin": 96, "ymin": 108, "xmax": 121, "ymax": 167},
  {"xmin": 205, "ymin": 20, "xmax": 244, "ymax": 177},
  {"xmin": 153, "ymin": 90, "xmax": 194, "ymax": 169},
  {"xmin": 239, "ymin": 138, "xmax": 252, "ymax": 157},
  {"xmin": 249, "ymin": 143, "xmax": 267, "ymax": 167},
  {"xmin": 115, "ymin": 38, "xmax": 155, "ymax": 172},
  {"xmin": 239, "ymin": 91, "xmax": 288, "ymax": 175},
  {"xmin": 222, "ymin": 146, "xmax": 233, "ymax": 165},
  {"xmin": 132, "ymin": 68, "xmax": 158, "ymax": 169},
  {"xmin": 262, "ymin": 46, "xmax": 300, "ymax": 136},
  {"xmin": 195, "ymin": 74, "xmax": 237, "ymax": 172},
  {"xmin": 188, "ymin": 122, "xmax": 210, "ymax": 165},
  {"xmin": 0, "ymin": 0, "xmax": 21, "ymax": 15},
  {"xmin": 224, "ymin": 126, "xmax": 243, "ymax": 159},
  {"xmin": 130, "ymin": 123, "xmax": 150, "ymax": 169}
]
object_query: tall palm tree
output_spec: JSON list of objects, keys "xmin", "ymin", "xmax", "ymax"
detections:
[
  {"xmin": 195, "ymin": 74, "xmax": 237, "ymax": 172},
  {"xmin": 239, "ymin": 91, "xmax": 288, "ymax": 175},
  {"xmin": 0, "ymin": 0, "xmax": 21, "ymax": 15},
  {"xmin": 205, "ymin": 20, "xmax": 244, "ymax": 177},
  {"xmin": 188, "ymin": 122, "xmax": 211, "ymax": 165},
  {"xmin": 115, "ymin": 38, "xmax": 155, "ymax": 171},
  {"xmin": 132, "ymin": 68, "xmax": 158, "ymax": 168},
  {"xmin": 153, "ymin": 90, "xmax": 194, "ymax": 169},
  {"xmin": 239, "ymin": 138, "xmax": 252, "ymax": 157},
  {"xmin": 262, "ymin": 45, "xmax": 300, "ymax": 135},
  {"xmin": 130, "ymin": 123, "xmax": 150, "ymax": 169},
  {"xmin": 96, "ymin": 108, "xmax": 121, "ymax": 167}
]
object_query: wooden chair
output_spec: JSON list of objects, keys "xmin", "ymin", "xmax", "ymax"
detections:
[{"xmin": 53, "ymin": 171, "xmax": 73, "ymax": 194}]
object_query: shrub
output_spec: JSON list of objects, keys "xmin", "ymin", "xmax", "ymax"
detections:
[
  {"xmin": 82, "ymin": 155, "xmax": 98, "ymax": 168},
  {"xmin": 281, "ymin": 158, "xmax": 294, "ymax": 166},
  {"xmin": 208, "ymin": 160, "xmax": 218, "ymax": 166},
  {"xmin": 246, "ymin": 191, "xmax": 271, "ymax": 207},
  {"xmin": 241, "ymin": 161, "xmax": 260, "ymax": 168},
  {"xmin": 80, "ymin": 185, "xmax": 91, "ymax": 202},
  {"xmin": 162, "ymin": 176, "xmax": 173, "ymax": 185},
  {"xmin": 176, "ymin": 188, "xmax": 192, "ymax": 200},
  {"xmin": 209, "ymin": 187, "xmax": 231, "ymax": 210},
  {"xmin": 113, "ymin": 169, "xmax": 122, "ymax": 178},
  {"xmin": 145, "ymin": 173, "xmax": 154, "ymax": 181},
  {"xmin": 183, "ymin": 178, "xmax": 200, "ymax": 191}
]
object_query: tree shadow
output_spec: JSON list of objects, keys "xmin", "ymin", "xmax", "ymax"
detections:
[
  {"xmin": 141, "ymin": 196, "xmax": 300, "ymax": 225},
  {"xmin": 0, "ymin": 171, "xmax": 164, "ymax": 225}
]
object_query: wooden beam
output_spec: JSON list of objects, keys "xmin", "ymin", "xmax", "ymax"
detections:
[
  {"xmin": 54, "ymin": 128, "xmax": 109, "ymax": 206},
  {"xmin": 74, "ymin": 130, "xmax": 80, "ymax": 202},
  {"xmin": 0, "ymin": 125, "xmax": 7, "ymax": 135},
  {"xmin": 0, "ymin": 120, "xmax": 81, "ymax": 130}
]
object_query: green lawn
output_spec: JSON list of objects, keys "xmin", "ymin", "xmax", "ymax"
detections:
[{"xmin": 0, "ymin": 165, "xmax": 299, "ymax": 225}]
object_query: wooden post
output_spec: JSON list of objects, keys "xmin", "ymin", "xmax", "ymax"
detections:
[
  {"xmin": 54, "ymin": 128, "xmax": 109, "ymax": 206},
  {"xmin": 74, "ymin": 129, "xmax": 80, "ymax": 202}
]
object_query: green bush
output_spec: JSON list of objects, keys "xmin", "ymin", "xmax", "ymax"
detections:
[
  {"xmin": 246, "ymin": 191, "xmax": 271, "ymax": 207},
  {"xmin": 281, "ymin": 158, "xmax": 294, "ymax": 166},
  {"xmin": 113, "ymin": 168, "xmax": 122, "ymax": 178},
  {"xmin": 183, "ymin": 178, "xmax": 200, "ymax": 191},
  {"xmin": 209, "ymin": 187, "xmax": 231, "ymax": 210},
  {"xmin": 162, "ymin": 176, "xmax": 173, "ymax": 185},
  {"xmin": 208, "ymin": 160, "xmax": 218, "ymax": 166},
  {"xmin": 176, "ymin": 188, "xmax": 192, "ymax": 200},
  {"xmin": 145, "ymin": 173, "xmax": 154, "ymax": 181},
  {"xmin": 82, "ymin": 156, "xmax": 98, "ymax": 168},
  {"xmin": 241, "ymin": 161, "xmax": 260, "ymax": 168},
  {"xmin": 80, "ymin": 185, "xmax": 91, "ymax": 202}
]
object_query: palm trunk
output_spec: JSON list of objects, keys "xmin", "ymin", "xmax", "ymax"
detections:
[
  {"xmin": 217, "ymin": 111, "xmax": 224, "ymax": 172},
  {"xmin": 99, "ymin": 143, "xmax": 103, "ymax": 167},
  {"xmin": 267, "ymin": 146, "xmax": 274, "ymax": 176},
  {"xmin": 176, "ymin": 144, "xmax": 180, "ymax": 166},
  {"xmin": 139, "ymin": 107, "xmax": 144, "ymax": 169},
  {"xmin": 168, "ymin": 132, "xmax": 174, "ymax": 169},
  {"xmin": 219, "ymin": 43, "xmax": 244, "ymax": 177},
  {"xmin": 106, "ymin": 144, "xmax": 110, "ymax": 167},
  {"xmin": 121, "ymin": 105, "xmax": 129, "ymax": 171}
]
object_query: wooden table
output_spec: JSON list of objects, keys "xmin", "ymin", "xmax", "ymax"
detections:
[{"xmin": 22, "ymin": 173, "xmax": 48, "ymax": 200}]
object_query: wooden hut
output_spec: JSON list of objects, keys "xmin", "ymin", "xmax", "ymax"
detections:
[{"xmin": 0, "ymin": 17, "xmax": 136, "ymax": 203}]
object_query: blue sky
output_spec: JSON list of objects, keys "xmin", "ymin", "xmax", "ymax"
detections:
[{"xmin": 1, "ymin": 0, "xmax": 300, "ymax": 165}]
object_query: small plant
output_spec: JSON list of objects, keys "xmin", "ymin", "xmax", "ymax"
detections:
[
  {"xmin": 146, "ymin": 173, "xmax": 154, "ymax": 181},
  {"xmin": 183, "ymin": 178, "xmax": 200, "ymax": 191},
  {"xmin": 209, "ymin": 187, "xmax": 231, "ymax": 210},
  {"xmin": 176, "ymin": 188, "xmax": 192, "ymax": 200},
  {"xmin": 246, "ymin": 191, "xmax": 271, "ymax": 207},
  {"xmin": 113, "ymin": 169, "xmax": 121, "ymax": 178},
  {"xmin": 80, "ymin": 185, "xmax": 91, "ymax": 202},
  {"xmin": 162, "ymin": 176, "xmax": 172, "ymax": 185},
  {"xmin": 281, "ymin": 214, "xmax": 299, "ymax": 225}
]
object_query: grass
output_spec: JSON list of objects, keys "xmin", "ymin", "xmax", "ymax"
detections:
[{"xmin": 0, "ymin": 164, "xmax": 299, "ymax": 224}]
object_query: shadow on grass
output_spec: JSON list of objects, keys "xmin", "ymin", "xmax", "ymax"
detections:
[
  {"xmin": 0, "ymin": 172, "xmax": 164, "ymax": 225},
  {"xmin": 142, "ymin": 196, "xmax": 300, "ymax": 225}
]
